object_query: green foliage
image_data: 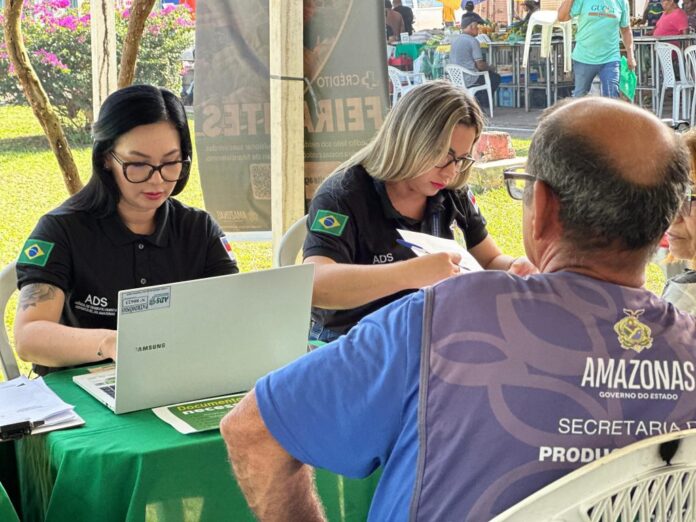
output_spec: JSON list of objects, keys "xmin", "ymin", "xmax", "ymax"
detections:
[
  {"xmin": 125, "ymin": 5, "xmax": 195, "ymax": 100},
  {"xmin": 511, "ymin": 137, "xmax": 530, "ymax": 157},
  {"xmin": 0, "ymin": 1, "xmax": 194, "ymax": 130}
]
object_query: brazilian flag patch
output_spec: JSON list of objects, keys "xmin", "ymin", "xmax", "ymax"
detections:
[
  {"xmin": 18, "ymin": 239, "xmax": 55, "ymax": 267},
  {"xmin": 310, "ymin": 210, "xmax": 349, "ymax": 237}
]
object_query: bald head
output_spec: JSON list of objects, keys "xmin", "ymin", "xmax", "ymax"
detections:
[
  {"xmin": 546, "ymin": 97, "xmax": 677, "ymax": 186},
  {"xmin": 527, "ymin": 97, "xmax": 689, "ymax": 255}
]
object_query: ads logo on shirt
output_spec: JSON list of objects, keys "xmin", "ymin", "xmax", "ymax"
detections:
[
  {"xmin": 18, "ymin": 239, "xmax": 55, "ymax": 267},
  {"xmin": 614, "ymin": 308, "xmax": 653, "ymax": 353},
  {"xmin": 75, "ymin": 294, "xmax": 117, "ymax": 317},
  {"xmin": 310, "ymin": 210, "xmax": 349, "ymax": 237}
]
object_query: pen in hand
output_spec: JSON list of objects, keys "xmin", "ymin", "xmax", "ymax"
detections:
[
  {"xmin": 397, "ymin": 239, "xmax": 428, "ymax": 255},
  {"xmin": 397, "ymin": 239, "xmax": 470, "ymax": 272}
]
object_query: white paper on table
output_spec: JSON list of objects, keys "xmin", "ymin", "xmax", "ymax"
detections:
[
  {"xmin": 397, "ymin": 229, "xmax": 483, "ymax": 273},
  {"xmin": 0, "ymin": 376, "xmax": 83, "ymax": 433}
]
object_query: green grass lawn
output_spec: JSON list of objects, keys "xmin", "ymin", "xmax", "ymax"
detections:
[{"xmin": 0, "ymin": 105, "xmax": 666, "ymax": 376}]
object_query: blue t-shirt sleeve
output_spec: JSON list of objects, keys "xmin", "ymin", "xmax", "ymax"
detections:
[
  {"xmin": 255, "ymin": 291, "xmax": 425, "ymax": 478},
  {"xmin": 570, "ymin": 0, "xmax": 583, "ymax": 18}
]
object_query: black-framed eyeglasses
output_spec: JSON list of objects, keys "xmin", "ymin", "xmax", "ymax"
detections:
[
  {"xmin": 110, "ymin": 151, "xmax": 191, "ymax": 183},
  {"xmin": 503, "ymin": 168, "xmax": 536, "ymax": 200},
  {"xmin": 435, "ymin": 150, "xmax": 476, "ymax": 173},
  {"xmin": 680, "ymin": 187, "xmax": 696, "ymax": 217}
]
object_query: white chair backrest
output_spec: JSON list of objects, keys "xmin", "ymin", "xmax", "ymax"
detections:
[
  {"xmin": 445, "ymin": 63, "xmax": 469, "ymax": 88},
  {"xmin": 0, "ymin": 261, "xmax": 20, "ymax": 380},
  {"xmin": 388, "ymin": 65, "xmax": 410, "ymax": 105},
  {"xmin": 492, "ymin": 429, "xmax": 696, "ymax": 521},
  {"xmin": 656, "ymin": 42, "xmax": 681, "ymax": 87},
  {"xmin": 273, "ymin": 215, "xmax": 308, "ymax": 267},
  {"xmin": 684, "ymin": 45, "xmax": 696, "ymax": 84},
  {"xmin": 388, "ymin": 65, "xmax": 405, "ymax": 89}
]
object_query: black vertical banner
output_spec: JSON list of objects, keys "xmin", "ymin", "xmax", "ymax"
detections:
[{"xmin": 195, "ymin": 0, "xmax": 389, "ymax": 232}]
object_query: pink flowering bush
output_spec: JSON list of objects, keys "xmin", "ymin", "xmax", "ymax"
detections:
[{"xmin": 0, "ymin": 0, "xmax": 194, "ymax": 129}]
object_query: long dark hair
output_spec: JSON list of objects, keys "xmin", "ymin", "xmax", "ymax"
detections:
[{"xmin": 65, "ymin": 84, "xmax": 192, "ymax": 216}]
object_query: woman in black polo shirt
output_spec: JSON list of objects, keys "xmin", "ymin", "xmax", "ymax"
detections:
[
  {"xmin": 304, "ymin": 81, "xmax": 536, "ymax": 342},
  {"xmin": 15, "ymin": 85, "xmax": 238, "ymax": 375}
]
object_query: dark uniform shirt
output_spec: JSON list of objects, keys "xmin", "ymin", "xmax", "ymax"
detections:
[
  {"xmin": 303, "ymin": 165, "xmax": 488, "ymax": 336},
  {"xmin": 16, "ymin": 198, "xmax": 239, "ymax": 375}
]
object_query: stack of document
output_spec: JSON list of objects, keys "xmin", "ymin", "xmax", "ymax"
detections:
[{"xmin": 0, "ymin": 376, "xmax": 84, "ymax": 440}]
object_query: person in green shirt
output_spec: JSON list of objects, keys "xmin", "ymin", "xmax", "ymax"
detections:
[{"xmin": 558, "ymin": 0, "xmax": 636, "ymax": 97}]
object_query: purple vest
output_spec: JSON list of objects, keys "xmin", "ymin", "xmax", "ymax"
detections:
[{"xmin": 409, "ymin": 271, "xmax": 696, "ymax": 521}]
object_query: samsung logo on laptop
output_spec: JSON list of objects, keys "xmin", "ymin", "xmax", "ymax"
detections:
[{"xmin": 135, "ymin": 342, "xmax": 166, "ymax": 353}]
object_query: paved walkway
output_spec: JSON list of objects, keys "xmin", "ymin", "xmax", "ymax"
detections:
[
  {"xmin": 483, "ymin": 103, "xmax": 680, "ymax": 139},
  {"xmin": 484, "ymin": 107, "xmax": 545, "ymax": 139}
]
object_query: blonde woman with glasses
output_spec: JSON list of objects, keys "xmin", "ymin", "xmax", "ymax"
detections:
[
  {"xmin": 663, "ymin": 129, "xmax": 696, "ymax": 314},
  {"xmin": 303, "ymin": 81, "xmax": 537, "ymax": 342}
]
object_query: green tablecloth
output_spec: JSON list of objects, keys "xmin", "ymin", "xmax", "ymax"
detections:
[
  {"xmin": 0, "ymin": 480, "xmax": 19, "ymax": 522},
  {"xmin": 394, "ymin": 42, "xmax": 425, "ymax": 60},
  {"xmin": 17, "ymin": 368, "xmax": 379, "ymax": 522}
]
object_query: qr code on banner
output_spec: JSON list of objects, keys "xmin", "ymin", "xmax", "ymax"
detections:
[{"xmin": 249, "ymin": 163, "xmax": 271, "ymax": 200}]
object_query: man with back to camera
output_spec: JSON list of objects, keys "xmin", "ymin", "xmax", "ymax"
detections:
[
  {"xmin": 385, "ymin": 0, "xmax": 405, "ymax": 40},
  {"xmin": 220, "ymin": 97, "xmax": 696, "ymax": 521},
  {"xmin": 461, "ymin": 0, "xmax": 486, "ymax": 25},
  {"xmin": 393, "ymin": 0, "xmax": 415, "ymax": 35},
  {"xmin": 450, "ymin": 17, "xmax": 501, "ymax": 108}
]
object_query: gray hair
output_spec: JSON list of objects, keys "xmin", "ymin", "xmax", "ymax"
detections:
[
  {"xmin": 334, "ymin": 81, "xmax": 484, "ymax": 190},
  {"xmin": 527, "ymin": 109, "xmax": 690, "ymax": 253}
]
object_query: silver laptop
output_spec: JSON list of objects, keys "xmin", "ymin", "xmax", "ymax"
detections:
[{"xmin": 73, "ymin": 264, "xmax": 314, "ymax": 414}]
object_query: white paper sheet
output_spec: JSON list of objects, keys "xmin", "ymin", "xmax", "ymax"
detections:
[
  {"xmin": 0, "ymin": 376, "xmax": 84, "ymax": 436},
  {"xmin": 397, "ymin": 229, "xmax": 483, "ymax": 273}
]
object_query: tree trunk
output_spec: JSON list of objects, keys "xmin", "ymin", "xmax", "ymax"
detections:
[
  {"xmin": 3, "ymin": 0, "xmax": 83, "ymax": 195},
  {"xmin": 118, "ymin": 0, "xmax": 157, "ymax": 88}
]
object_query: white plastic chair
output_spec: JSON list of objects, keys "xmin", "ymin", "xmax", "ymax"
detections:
[
  {"xmin": 684, "ymin": 45, "xmax": 696, "ymax": 125},
  {"xmin": 492, "ymin": 429, "xmax": 696, "ymax": 521},
  {"xmin": 0, "ymin": 261, "xmax": 20, "ymax": 380},
  {"xmin": 656, "ymin": 42, "xmax": 694, "ymax": 121},
  {"xmin": 387, "ymin": 66, "xmax": 421, "ymax": 106},
  {"xmin": 273, "ymin": 215, "xmax": 307, "ymax": 267},
  {"xmin": 386, "ymin": 44, "xmax": 396, "ymax": 60},
  {"xmin": 445, "ymin": 63, "xmax": 494, "ymax": 117},
  {"xmin": 522, "ymin": 10, "xmax": 573, "ymax": 73}
]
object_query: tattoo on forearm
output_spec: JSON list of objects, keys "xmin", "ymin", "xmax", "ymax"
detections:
[{"xmin": 19, "ymin": 284, "xmax": 57, "ymax": 311}]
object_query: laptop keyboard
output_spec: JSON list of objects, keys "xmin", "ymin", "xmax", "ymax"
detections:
[{"xmin": 100, "ymin": 384, "xmax": 116, "ymax": 398}]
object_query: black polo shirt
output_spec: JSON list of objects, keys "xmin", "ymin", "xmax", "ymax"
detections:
[
  {"xmin": 303, "ymin": 164, "xmax": 488, "ymax": 335},
  {"xmin": 16, "ymin": 198, "xmax": 238, "ymax": 374}
]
